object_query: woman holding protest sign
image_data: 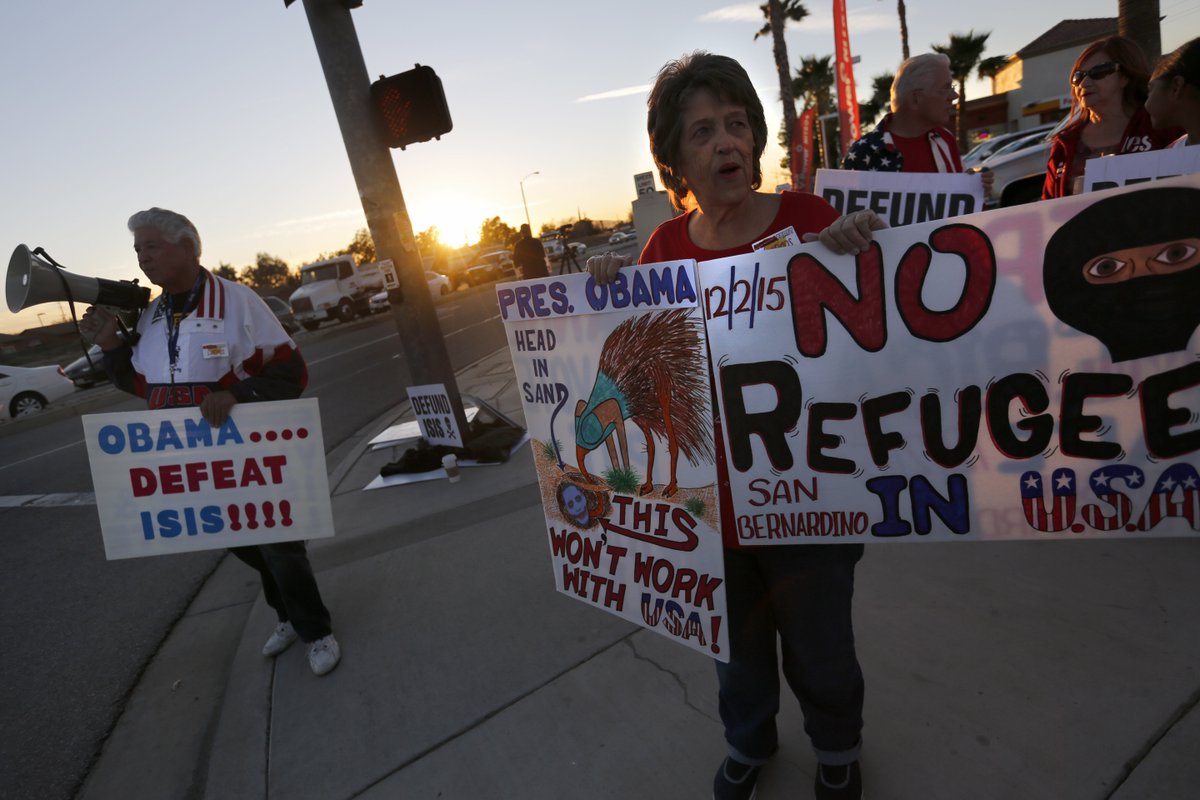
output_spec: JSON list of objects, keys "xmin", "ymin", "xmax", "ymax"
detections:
[
  {"xmin": 1043, "ymin": 36, "xmax": 1181, "ymax": 199},
  {"xmin": 588, "ymin": 52, "xmax": 882, "ymax": 800},
  {"xmin": 1145, "ymin": 37, "xmax": 1200, "ymax": 148}
]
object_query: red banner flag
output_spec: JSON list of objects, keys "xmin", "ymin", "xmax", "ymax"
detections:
[
  {"xmin": 792, "ymin": 108, "xmax": 816, "ymax": 192},
  {"xmin": 833, "ymin": 0, "xmax": 861, "ymax": 155}
]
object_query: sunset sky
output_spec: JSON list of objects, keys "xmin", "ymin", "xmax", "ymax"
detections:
[{"xmin": 2, "ymin": 0, "xmax": 1197, "ymax": 334}]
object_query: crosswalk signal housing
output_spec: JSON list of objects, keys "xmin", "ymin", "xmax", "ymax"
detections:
[{"xmin": 371, "ymin": 65, "xmax": 452, "ymax": 150}]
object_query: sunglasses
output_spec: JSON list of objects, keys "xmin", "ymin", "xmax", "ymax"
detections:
[{"xmin": 1071, "ymin": 62, "xmax": 1119, "ymax": 86}]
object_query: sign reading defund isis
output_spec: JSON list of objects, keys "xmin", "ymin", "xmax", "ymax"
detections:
[
  {"xmin": 700, "ymin": 175, "xmax": 1200, "ymax": 545},
  {"xmin": 814, "ymin": 169, "xmax": 986, "ymax": 226},
  {"xmin": 497, "ymin": 264, "xmax": 729, "ymax": 661},
  {"xmin": 83, "ymin": 398, "xmax": 334, "ymax": 559}
]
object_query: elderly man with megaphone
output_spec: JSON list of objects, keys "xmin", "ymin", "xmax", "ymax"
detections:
[{"xmin": 80, "ymin": 207, "xmax": 342, "ymax": 677}]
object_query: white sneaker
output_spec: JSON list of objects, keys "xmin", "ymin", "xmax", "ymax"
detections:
[
  {"xmin": 307, "ymin": 634, "xmax": 341, "ymax": 676},
  {"xmin": 261, "ymin": 622, "xmax": 298, "ymax": 657}
]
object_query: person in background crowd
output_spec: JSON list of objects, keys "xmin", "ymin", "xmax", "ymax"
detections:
[
  {"xmin": 1043, "ymin": 35, "xmax": 1183, "ymax": 199},
  {"xmin": 589, "ymin": 52, "xmax": 885, "ymax": 800},
  {"xmin": 512, "ymin": 223, "xmax": 548, "ymax": 279},
  {"xmin": 1145, "ymin": 37, "xmax": 1200, "ymax": 147},
  {"xmin": 842, "ymin": 53, "xmax": 994, "ymax": 195},
  {"xmin": 80, "ymin": 207, "xmax": 342, "ymax": 677}
]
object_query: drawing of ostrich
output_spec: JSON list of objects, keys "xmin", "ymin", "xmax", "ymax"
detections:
[{"xmin": 574, "ymin": 309, "xmax": 713, "ymax": 497}]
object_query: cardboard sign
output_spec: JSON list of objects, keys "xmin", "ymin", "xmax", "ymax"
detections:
[
  {"xmin": 407, "ymin": 383, "xmax": 464, "ymax": 447},
  {"xmin": 815, "ymin": 169, "xmax": 985, "ymax": 227},
  {"xmin": 1083, "ymin": 144, "xmax": 1200, "ymax": 192},
  {"xmin": 700, "ymin": 175, "xmax": 1200, "ymax": 544},
  {"xmin": 83, "ymin": 399, "xmax": 334, "ymax": 560},
  {"xmin": 498, "ymin": 264, "xmax": 729, "ymax": 661}
]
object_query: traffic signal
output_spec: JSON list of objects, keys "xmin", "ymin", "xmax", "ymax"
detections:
[{"xmin": 370, "ymin": 65, "xmax": 453, "ymax": 150}]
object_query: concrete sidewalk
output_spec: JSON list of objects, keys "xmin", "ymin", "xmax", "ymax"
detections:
[{"xmin": 78, "ymin": 347, "xmax": 1200, "ymax": 800}]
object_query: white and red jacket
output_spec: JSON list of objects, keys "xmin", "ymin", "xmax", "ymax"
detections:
[{"xmin": 104, "ymin": 269, "xmax": 307, "ymax": 410}]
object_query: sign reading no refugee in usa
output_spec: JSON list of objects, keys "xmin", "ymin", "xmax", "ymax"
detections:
[
  {"xmin": 700, "ymin": 175, "xmax": 1200, "ymax": 545},
  {"xmin": 498, "ymin": 263, "xmax": 729, "ymax": 661},
  {"xmin": 83, "ymin": 398, "xmax": 334, "ymax": 560}
]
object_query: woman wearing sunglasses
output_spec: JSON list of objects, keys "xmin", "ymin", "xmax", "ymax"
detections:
[{"xmin": 1042, "ymin": 36, "xmax": 1181, "ymax": 199}]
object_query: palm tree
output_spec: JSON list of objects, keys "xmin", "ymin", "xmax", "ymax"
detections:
[
  {"xmin": 933, "ymin": 30, "xmax": 991, "ymax": 153},
  {"xmin": 756, "ymin": 1, "xmax": 810, "ymax": 179},
  {"xmin": 1119, "ymin": 0, "xmax": 1161, "ymax": 61},
  {"xmin": 897, "ymin": 1, "xmax": 910, "ymax": 61},
  {"xmin": 792, "ymin": 55, "xmax": 836, "ymax": 170},
  {"xmin": 858, "ymin": 72, "xmax": 895, "ymax": 129},
  {"xmin": 976, "ymin": 55, "xmax": 1008, "ymax": 95}
]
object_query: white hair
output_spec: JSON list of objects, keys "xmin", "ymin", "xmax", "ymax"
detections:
[
  {"xmin": 891, "ymin": 53, "xmax": 951, "ymax": 112},
  {"xmin": 127, "ymin": 207, "xmax": 202, "ymax": 258}
]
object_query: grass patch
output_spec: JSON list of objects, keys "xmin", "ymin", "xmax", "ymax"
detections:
[{"xmin": 603, "ymin": 465, "xmax": 641, "ymax": 494}]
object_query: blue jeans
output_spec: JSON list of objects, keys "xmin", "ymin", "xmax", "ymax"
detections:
[
  {"xmin": 230, "ymin": 541, "xmax": 332, "ymax": 642},
  {"xmin": 716, "ymin": 543, "xmax": 864, "ymax": 766}
]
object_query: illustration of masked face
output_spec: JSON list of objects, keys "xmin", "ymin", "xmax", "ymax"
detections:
[{"xmin": 1044, "ymin": 187, "xmax": 1200, "ymax": 362}]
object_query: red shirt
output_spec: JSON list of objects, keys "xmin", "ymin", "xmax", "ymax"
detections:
[
  {"xmin": 1042, "ymin": 107, "xmax": 1182, "ymax": 199},
  {"xmin": 639, "ymin": 191, "xmax": 839, "ymax": 263}
]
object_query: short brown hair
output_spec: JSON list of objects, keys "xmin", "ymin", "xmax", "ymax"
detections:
[{"xmin": 647, "ymin": 52, "xmax": 768, "ymax": 211}]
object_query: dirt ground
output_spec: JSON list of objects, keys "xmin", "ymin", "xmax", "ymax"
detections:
[{"xmin": 531, "ymin": 438, "xmax": 719, "ymax": 531}]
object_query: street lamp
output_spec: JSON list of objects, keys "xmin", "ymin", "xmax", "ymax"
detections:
[{"xmin": 520, "ymin": 171, "xmax": 539, "ymax": 232}]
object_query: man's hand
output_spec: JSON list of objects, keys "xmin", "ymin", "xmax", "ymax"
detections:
[
  {"xmin": 803, "ymin": 210, "xmax": 888, "ymax": 255},
  {"xmin": 199, "ymin": 390, "xmax": 238, "ymax": 428},
  {"xmin": 79, "ymin": 306, "xmax": 122, "ymax": 350},
  {"xmin": 586, "ymin": 252, "xmax": 634, "ymax": 285}
]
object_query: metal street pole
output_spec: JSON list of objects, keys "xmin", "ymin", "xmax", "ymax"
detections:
[
  {"xmin": 520, "ymin": 171, "xmax": 538, "ymax": 231},
  {"xmin": 296, "ymin": 0, "xmax": 469, "ymax": 438}
]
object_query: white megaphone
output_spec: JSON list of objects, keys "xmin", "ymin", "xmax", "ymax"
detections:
[{"xmin": 6, "ymin": 244, "xmax": 150, "ymax": 314}]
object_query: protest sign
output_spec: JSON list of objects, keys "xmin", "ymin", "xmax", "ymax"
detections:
[
  {"xmin": 699, "ymin": 175, "xmax": 1200, "ymax": 545},
  {"xmin": 83, "ymin": 398, "xmax": 334, "ymax": 559},
  {"xmin": 498, "ymin": 264, "xmax": 729, "ymax": 660},
  {"xmin": 407, "ymin": 383, "xmax": 464, "ymax": 447},
  {"xmin": 815, "ymin": 169, "xmax": 985, "ymax": 226},
  {"xmin": 1083, "ymin": 145, "xmax": 1200, "ymax": 192}
]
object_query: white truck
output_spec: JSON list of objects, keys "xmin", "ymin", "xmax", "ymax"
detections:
[{"xmin": 288, "ymin": 255, "xmax": 384, "ymax": 331}]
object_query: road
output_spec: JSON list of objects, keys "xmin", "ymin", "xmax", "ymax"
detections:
[{"xmin": 0, "ymin": 283, "xmax": 507, "ymax": 800}]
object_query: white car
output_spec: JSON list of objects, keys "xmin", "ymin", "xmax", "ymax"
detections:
[
  {"xmin": 0, "ymin": 363, "xmax": 76, "ymax": 421},
  {"xmin": 368, "ymin": 271, "xmax": 453, "ymax": 313},
  {"xmin": 609, "ymin": 231, "xmax": 632, "ymax": 244}
]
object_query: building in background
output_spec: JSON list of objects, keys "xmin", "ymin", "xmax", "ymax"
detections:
[
  {"xmin": 630, "ymin": 172, "xmax": 677, "ymax": 238},
  {"xmin": 956, "ymin": 18, "xmax": 1119, "ymax": 144}
]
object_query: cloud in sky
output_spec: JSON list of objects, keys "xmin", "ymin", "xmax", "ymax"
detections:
[
  {"xmin": 575, "ymin": 84, "xmax": 653, "ymax": 103},
  {"xmin": 248, "ymin": 208, "xmax": 363, "ymax": 240},
  {"xmin": 700, "ymin": 3, "xmax": 895, "ymax": 34}
]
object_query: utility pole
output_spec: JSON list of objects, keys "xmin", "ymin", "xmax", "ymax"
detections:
[{"xmin": 294, "ymin": 0, "xmax": 469, "ymax": 438}]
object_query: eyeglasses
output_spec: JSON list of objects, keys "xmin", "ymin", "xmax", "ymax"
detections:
[{"xmin": 1071, "ymin": 62, "xmax": 1119, "ymax": 86}]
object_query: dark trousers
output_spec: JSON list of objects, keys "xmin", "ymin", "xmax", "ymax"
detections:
[
  {"xmin": 229, "ymin": 541, "xmax": 332, "ymax": 642},
  {"xmin": 716, "ymin": 543, "xmax": 865, "ymax": 766}
]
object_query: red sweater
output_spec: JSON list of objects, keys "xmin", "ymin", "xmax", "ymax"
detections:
[
  {"xmin": 639, "ymin": 191, "xmax": 839, "ymax": 263},
  {"xmin": 1042, "ymin": 107, "xmax": 1182, "ymax": 199}
]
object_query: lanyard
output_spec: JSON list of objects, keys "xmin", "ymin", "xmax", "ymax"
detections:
[{"xmin": 162, "ymin": 271, "xmax": 206, "ymax": 385}]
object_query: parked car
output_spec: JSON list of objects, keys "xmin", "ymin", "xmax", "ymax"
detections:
[
  {"xmin": 62, "ymin": 344, "xmax": 110, "ymax": 388},
  {"xmin": 0, "ymin": 363, "xmax": 76, "ymax": 420},
  {"xmin": 465, "ymin": 262, "xmax": 504, "ymax": 287},
  {"xmin": 368, "ymin": 271, "xmax": 455, "ymax": 313},
  {"xmin": 566, "ymin": 242, "xmax": 587, "ymax": 257},
  {"xmin": 961, "ymin": 124, "xmax": 1054, "ymax": 170},
  {"xmin": 263, "ymin": 296, "xmax": 300, "ymax": 334},
  {"xmin": 474, "ymin": 249, "xmax": 515, "ymax": 277},
  {"xmin": 978, "ymin": 117, "xmax": 1072, "ymax": 208}
]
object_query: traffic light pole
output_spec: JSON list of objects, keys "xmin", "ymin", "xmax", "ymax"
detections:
[{"xmin": 297, "ymin": 0, "xmax": 471, "ymax": 441}]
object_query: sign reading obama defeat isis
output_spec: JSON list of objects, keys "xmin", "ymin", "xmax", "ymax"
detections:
[{"xmin": 700, "ymin": 175, "xmax": 1200, "ymax": 544}]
